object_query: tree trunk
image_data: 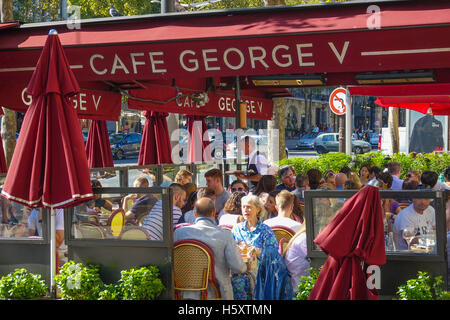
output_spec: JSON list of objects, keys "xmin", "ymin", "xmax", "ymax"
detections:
[
  {"xmin": 338, "ymin": 116, "xmax": 345, "ymax": 152},
  {"xmin": 267, "ymin": 98, "xmax": 286, "ymax": 163},
  {"xmin": 388, "ymin": 107, "xmax": 400, "ymax": 154},
  {"xmin": 1, "ymin": 0, "xmax": 16, "ymax": 168}
]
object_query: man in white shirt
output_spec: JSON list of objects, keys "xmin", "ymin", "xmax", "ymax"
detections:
[
  {"xmin": 393, "ymin": 198, "xmax": 436, "ymax": 251},
  {"xmin": 264, "ymin": 190, "xmax": 302, "ymax": 233},
  {"xmin": 234, "ymin": 136, "xmax": 268, "ymax": 191}
]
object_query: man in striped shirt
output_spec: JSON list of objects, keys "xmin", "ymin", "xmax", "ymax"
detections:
[{"xmin": 142, "ymin": 183, "xmax": 186, "ymax": 241}]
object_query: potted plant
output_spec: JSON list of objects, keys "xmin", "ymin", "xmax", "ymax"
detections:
[
  {"xmin": 55, "ymin": 261, "xmax": 104, "ymax": 300},
  {"xmin": 293, "ymin": 266, "xmax": 322, "ymax": 300},
  {"xmin": 118, "ymin": 266, "xmax": 165, "ymax": 300},
  {"xmin": 0, "ymin": 268, "xmax": 48, "ymax": 300},
  {"xmin": 395, "ymin": 271, "xmax": 450, "ymax": 300}
]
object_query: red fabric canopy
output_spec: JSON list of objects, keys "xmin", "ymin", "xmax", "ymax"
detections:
[
  {"xmin": 0, "ymin": 132, "xmax": 7, "ymax": 173},
  {"xmin": 138, "ymin": 111, "xmax": 172, "ymax": 165},
  {"xmin": 1, "ymin": 32, "xmax": 93, "ymax": 209},
  {"xmin": 187, "ymin": 115, "xmax": 211, "ymax": 163},
  {"xmin": 308, "ymin": 185, "xmax": 385, "ymax": 300},
  {"xmin": 348, "ymin": 83, "xmax": 450, "ymax": 97},
  {"xmin": 374, "ymin": 97, "xmax": 450, "ymax": 115},
  {"xmin": 85, "ymin": 120, "xmax": 114, "ymax": 168}
]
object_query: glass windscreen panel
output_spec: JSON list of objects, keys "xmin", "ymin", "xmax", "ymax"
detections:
[
  {"xmin": 71, "ymin": 191, "xmax": 167, "ymax": 241},
  {"xmin": 0, "ymin": 200, "xmax": 45, "ymax": 240},
  {"xmin": 311, "ymin": 193, "xmax": 437, "ymax": 255},
  {"xmin": 162, "ymin": 165, "xmax": 191, "ymax": 187},
  {"xmin": 128, "ymin": 167, "xmax": 158, "ymax": 188},
  {"xmin": 89, "ymin": 167, "xmax": 122, "ymax": 188}
]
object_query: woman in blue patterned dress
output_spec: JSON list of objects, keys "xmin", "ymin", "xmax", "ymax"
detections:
[{"xmin": 231, "ymin": 194, "xmax": 278, "ymax": 300}]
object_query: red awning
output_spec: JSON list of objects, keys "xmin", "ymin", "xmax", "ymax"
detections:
[
  {"xmin": 128, "ymin": 84, "xmax": 274, "ymax": 120},
  {"xmin": 348, "ymin": 83, "xmax": 450, "ymax": 96},
  {"xmin": 0, "ymin": 22, "xmax": 19, "ymax": 30},
  {"xmin": 374, "ymin": 98, "xmax": 450, "ymax": 116},
  {"xmin": 0, "ymin": 82, "xmax": 121, "ymax": 121},
  {"xmin": 2, "ymin": 1, "xmax": 450, "ymax": 84}
]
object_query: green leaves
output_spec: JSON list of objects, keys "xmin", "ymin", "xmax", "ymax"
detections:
[
  {"xmin": 119, "ymin": 266, "xmax": 165, "ymax": 300},
  {"xmin": 396, "ymin": 271, "xmax": 450, "ymax": 300},
  {"xmin": 293, "ymin": 265, "xmax": 322, "ymax": 300},
  {"xmin": 55, "ymin": 261, "xmax": 165, "ymax": 300},
  {"xmin": 55, "ymin": 261, "xmax": 104, "ymax": 300},
  {"xmin": 0, "ymin": 268, "xmax": 47, "ymax": 299}
]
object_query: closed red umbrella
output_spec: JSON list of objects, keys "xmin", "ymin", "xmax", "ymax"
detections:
[
  {"xmin": 187, "ymin": 115, "xmax": 211, "ymax": 163},
  {"xmin": 308, "ymin": 184, "xmax": 386, "ymax": 300},
  {"xmin": 138, "ymin": 111, "xmax": 172, "ymax": 165},
  {"xmin": 85, "ymin": 119, "xmax": 114, "ymax": 168},
  {"xmin": 0, "ymin": 30, "xmax": 93, "ymax": 296},
  {"xmin": 0, "ymin": 109, "xmax": 7, "ymax": 173}
]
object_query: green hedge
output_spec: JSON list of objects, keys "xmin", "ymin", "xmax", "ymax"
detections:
[{"xmin": 279, "ymin": 151, "xmax": 450, "ymax": 180}]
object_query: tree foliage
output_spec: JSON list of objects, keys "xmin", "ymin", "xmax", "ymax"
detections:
[{"xmin": 13, "ymin": 0, "xmax": 348, "ymax": 22}]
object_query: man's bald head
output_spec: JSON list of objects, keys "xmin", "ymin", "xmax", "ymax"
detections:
[
  {"xmin": 335, "ymin": 173, "xmax": 347, "ymax": 188},
  {"xmin": 194, "ymin": 197, "xmax": 216, "ymax": 218}
]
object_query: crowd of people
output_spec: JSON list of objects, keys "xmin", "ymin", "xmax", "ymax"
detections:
[{"xmin": 2, "ymin": 134, "xmax": 450, "ymax": 300}]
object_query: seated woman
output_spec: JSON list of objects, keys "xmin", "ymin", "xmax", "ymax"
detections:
[
  {"xmin": 252, "ymin": 175, "xmax": 277, "ymax": 197},
  {"xmin": 231, "ymin": 194, "xmax": 278, "ymax": 300},
  {"xmin": 90, "ymin": 180, "xmax": 113, "ymax": 213},
  {"xmin": 258, "ymin": 191, "xmax": 278, "ymax": 220},
  {"xmin": 218, "ymin": 191, "xmax": 246, "ymax": 226}
]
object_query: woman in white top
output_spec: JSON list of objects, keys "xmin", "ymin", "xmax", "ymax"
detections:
[
  {"xmin": 218, "ymin": 191, "xmax": 246, "ymax": 226},
  {"xmin": 283, "ymin": 222, "xmax": 310, "ymax": 292}
]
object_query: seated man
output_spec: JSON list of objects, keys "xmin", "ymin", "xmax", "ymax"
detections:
[
  {"xmin": 124, "ymin": 177, "xmax": 158, "ymax": 224},
  {"xmin": 393, "ymin": 195, "xmax": 436, "ymax": 251},
  {"xmin": 263, "ymin": 190, "xmax": 302, "ymax": 233},
  {"xmin": 142, "ymin": 183, "xmax": 186, "ymax": 241},
  {"xmin": 175, "ymin": 169, "xmax": 193, "ymax": 185},
  {"xmin": 181, "ymin": 187, "xmax": 216, "ymax": 224},
  {"xmin": 276, "ymin": 166, "xmax": 296, "ymax": 192},
  {"xmin": 174, "ymin": 197, "xmax": 248, "ymax": 300},
  {"xmin": 291, "ymin": 173, "xmax": 309, "ymax": 203}
]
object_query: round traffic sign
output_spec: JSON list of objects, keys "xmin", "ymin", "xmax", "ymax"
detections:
[{"xmin": 329, "ymin": 87, "xmax": 347, "ymax": 115}]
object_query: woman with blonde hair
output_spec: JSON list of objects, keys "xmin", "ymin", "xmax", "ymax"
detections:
[
  {"xmin": 283, "ymin": 221, "xmax": 309, "ymax": 292},
  {"xmin": 231, "ymin": 194, "xmax": 278, "ymax": 300}
]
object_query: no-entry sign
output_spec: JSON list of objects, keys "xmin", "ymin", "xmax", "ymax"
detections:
[{"xmin": 329, "ymin": 87, "xmax": 348, "ymax": 115}]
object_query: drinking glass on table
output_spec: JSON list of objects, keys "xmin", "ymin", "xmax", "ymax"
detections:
[{"xmin": 402, "ymin": 227, "xmax": 417, "ymax": 250}]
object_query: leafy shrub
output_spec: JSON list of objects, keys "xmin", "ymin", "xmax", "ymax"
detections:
[
  {"xmin": 55, "ymin": 261, "xmax": 104, "ymax": 300},
  {"xmin": 0, "ymin": 268, "xmax": 47, "ymax": 299},
  {"xmin": 395, "ymin": 271, "xmax": 450, "ymax": 300},
  {"xmin": 293, "ymin": 266, "xmax": 322, "ymax": 300},
  {"xmin": 119, "ymin": 266, "xmax": 165, "ymax": 300},
  {"xmin": 287, "ymin": 151, "xmax": 450, "ymax": 179},
  {"xmin": 98, "ymin": 283, "xmax": 123, "ymax": 300}
]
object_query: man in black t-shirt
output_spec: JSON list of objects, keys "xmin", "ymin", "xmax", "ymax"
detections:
[{"xmin": 409, "ymin": 114, "xmax": 444, "ymax": 153}]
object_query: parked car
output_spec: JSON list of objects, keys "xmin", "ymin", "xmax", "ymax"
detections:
[
  {"xmin": 369, "ymin": 132, "xmax": 380, "ymax": 149},
  {"xmin": 110, "ymin": 132, "xmax": 142, "ymax": 160},
  {"xmin": 296, "ymin": 132, "xmax": 322, "ymax": 150},
  {"xmin": 314, "ymin": 133, "xmax": 371, "ymax": 154}
]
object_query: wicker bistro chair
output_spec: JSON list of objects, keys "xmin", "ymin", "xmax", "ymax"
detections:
[
  {"xmin": 118, "ymin": 226, "xmax": 151, "ymax": 240},
  {"xmin": 173, "ymin": 239, "xmax": 221, "ymax": 300},
  {"xmin": 270, "ymin": 225, "xmax": 296, "ymax": 244},
  {"xmin": 106, "ymin": 208, "xmax": 125, "ymax": 237},
  {"xmin": 278, "ymin": 237, "xmax": 289, "ymax": 256},
  {"xmin": 75, "ymin": 222, "xmax": 106, "ymax": 239}
]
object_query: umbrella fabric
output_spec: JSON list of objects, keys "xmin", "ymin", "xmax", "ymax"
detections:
[
  {"xmin": 187, "ymin": 115, "xmax": 211, "ymax": 163},
  {"xmin": 308, "ymin": 185, "xmax": 386, "ymax": 300},
  {"xmin": 85, "ymin": 120, "xmax": 114, "ymax": 168},
  {"xmin": 1, "ymin": 33, "xmax": 93, "ymax": 209},
  {"xmin": 138, "ymin": 111, "xmax": 172, "ymax": 165},
  {"xmin": 374, "ymin": 98, "xmax": 450, "ymax": 116}
]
